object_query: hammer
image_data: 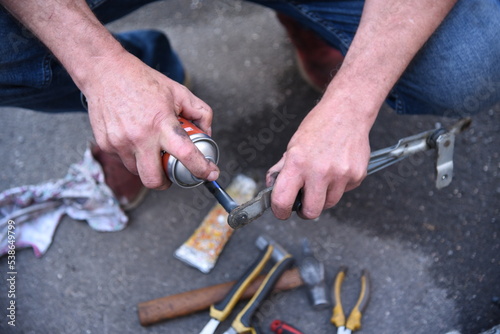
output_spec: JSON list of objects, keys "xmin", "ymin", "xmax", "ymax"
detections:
[{"xmin": 223, "ymin": 235, "xmax": 295, "ymax": 334}]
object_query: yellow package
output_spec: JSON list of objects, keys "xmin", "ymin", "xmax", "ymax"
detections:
[{"xmin": 174, "ymin": 174, "xmax": 257, "ymax": 273}]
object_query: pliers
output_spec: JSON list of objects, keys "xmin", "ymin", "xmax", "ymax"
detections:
[{"xmin": 330, "ymin": 267, "xmax": 371, "ymax": 334}]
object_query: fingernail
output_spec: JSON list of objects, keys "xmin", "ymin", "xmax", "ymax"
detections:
[{"xmin": 208, "ymin": 170, "xmax": 219, "ymax": 181}]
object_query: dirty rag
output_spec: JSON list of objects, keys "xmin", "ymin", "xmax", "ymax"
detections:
[{"xmin": 0, "ymin": 147, "xmax": 128, "ymax": 257}]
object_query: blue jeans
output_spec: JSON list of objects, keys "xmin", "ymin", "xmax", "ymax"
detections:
[{"xmin": 1, "ymin": 0, "xmax": 499, "ymax": 116}]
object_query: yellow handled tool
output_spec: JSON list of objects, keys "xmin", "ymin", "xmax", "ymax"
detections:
[
  {"xmin": 331, "ymin": 267, "xmax": 371, "ymax": 334},
  {"xmin": 223, "ymin": 236, "xmax": 295, "ymax": 334},
  {"xmin": 199, "ymin": 244, "xmax": 273, "ymax": 334}
]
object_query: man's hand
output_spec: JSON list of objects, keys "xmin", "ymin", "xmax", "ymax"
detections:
[
  {"xmin": 0, "ymin": 0, "xmax": 219, "ymax": 190},
  {"xmin": 266, "ymin": 96, "xmax": 371, "ymax": 220},
  {"xmin": 84, "ymin": 50, "xmax": 219, "ymax": 189},
  {"xmin": 267, "ymin": 0, "xmax": 458, "ymax": 220}
]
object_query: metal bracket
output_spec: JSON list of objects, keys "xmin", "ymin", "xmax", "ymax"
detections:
[
  {"xmin": 434, "ymin": 132, "xmax": 456, "ymax": 189},
  {"xmin": 368, "ymin": 118, "xmax": 471, "ymax": 189}
]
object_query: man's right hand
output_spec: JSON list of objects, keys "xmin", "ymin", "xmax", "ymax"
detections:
[{"xmin": 82, "ymin": 50, "xmax": 220, "ymax": 190}]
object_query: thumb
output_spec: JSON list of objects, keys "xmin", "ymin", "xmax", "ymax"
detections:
[{"xmin": 163, "ymin": 123, "xmax": 220, "ymax": 184}]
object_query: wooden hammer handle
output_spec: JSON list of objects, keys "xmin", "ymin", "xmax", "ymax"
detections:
[{"xmin": 137, "ymin": 267, "xmax": 303, "ymax": 326}]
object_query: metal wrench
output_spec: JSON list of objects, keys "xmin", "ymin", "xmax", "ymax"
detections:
[{"xmin": 227, "ymin": 118, "xmax": 471, "ymax": 229}]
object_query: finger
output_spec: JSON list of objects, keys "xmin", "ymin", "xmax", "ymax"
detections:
[
  {"xmin": 271, "ymin": 168, "xmax": 304, "ymax": 220},
  {"xmin": 178, "ymin": 92, "xmax": 214, "ymax": 136},
  {"xmin": 163, "ymin": 122, "xmax": 219, "ymax": 181},
  {"xmin": 323, "ymin": 180, "xmax": 348, "ymax": 210},
  {"xmin": 135, "ymin": 148, "xmax": 171, "ymax": 190},
  {"xmin": 96, "ymin": 139, "xmax": 140, "ymax": 176},
  {"xmin": 119, "ymin": 153, "xmax": 140, "ymax": 176},
  {"xmin": 266, "ymin": 158, "xmax": 285, "ymax": 187},
  {"xmin": 299, "ymin": 181, "xmax": 329, "ymax": 220},
  {"xmin": 344, "ymin": 172, "xmax": 366, "ymax": 192}
]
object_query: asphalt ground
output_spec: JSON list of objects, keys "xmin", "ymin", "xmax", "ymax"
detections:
[{"xmin": 0, "ymin": 1, "xmax": 499, "ymax": 333}]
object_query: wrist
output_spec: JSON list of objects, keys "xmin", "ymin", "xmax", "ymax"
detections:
[
  {"xmin": 317, "ymin": 75, "xmax": 383, "ymax": 134},
  {"xmin": 69, "ymin": 39, "xmax": 128, "ymax": 92}
]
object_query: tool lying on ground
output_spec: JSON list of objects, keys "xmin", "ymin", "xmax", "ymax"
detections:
[
  {"xmin": 331, "ymin": 267, "xmax": 371, "ymax": 334},
  {"xmin": 137, "ymin": 267, "xmax": 303, "ymax": 326},
  {"xmin": 298, "ymin": 238, "xmax": 329, "ymax": 310},
  {"xmin": 228, "ymin": 118, "xmax": 472, "ymax": 229},
  {"xmin": 139, "ymin": 239, "xmax": 328, "ymax": 328},
  {"xmin": 270, "ymin": 320, "xmax": 304, "ymax": 334},
  {"xmin": 223, "ymin": 236, "xmax": 295, "ymax": 334},
  {"xmin": 199, "ymin": 241, "xmax": 274, "ymax": 334}
]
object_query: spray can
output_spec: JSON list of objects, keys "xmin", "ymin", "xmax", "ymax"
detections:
[{"xmin": 162, "ymin": 116, "xmax": 219, "ymax": 188}]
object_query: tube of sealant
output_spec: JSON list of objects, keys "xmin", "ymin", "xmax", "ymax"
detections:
[{"xmin": 174, "ymin": 174, "xmax": 257, "ymax": 273}]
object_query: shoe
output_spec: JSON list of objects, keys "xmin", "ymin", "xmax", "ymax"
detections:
[
  {"xmin": 276, "ymin": 13, "xmax": 345, "ymax": 92},
  {"xmin": 91, "ymin": 143, "xmax": 148, "ymax": 211}
]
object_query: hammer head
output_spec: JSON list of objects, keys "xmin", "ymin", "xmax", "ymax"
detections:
[
  {"xmin": 255, "ymin": 235, "xmax": 290, "ymax": 263},
  {"xmin": 298, "ymin": 238, "xmax": 329, "ymax": 310}
]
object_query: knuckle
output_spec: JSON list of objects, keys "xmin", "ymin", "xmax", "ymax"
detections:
[
  {"xmin": 141, "ymin": 177, "xmax": 166, "ymax": 190},
  {"xmin": 106, "ymin": 131, "xmax": 128, "ymax": 151},
  {"xmin": 314, "ymin": 163, "xmax": 333, "ymax": 178},
  {"xmin": 332, "ymin": 164, "xmax": 366, "ymax": 183},
  {"xmin": 151, "ymin": 111, "xmax": 170, "ymax": 131},
  {"xmin": 347, "ymin": 167, "xmax": 367, "ymax": 187},
  {"xmin": 273, "ymin": 197, "xmax": 290, "ymax": 211},
  {"xmin": 272, "ymin": 198, "xmax": 293, "ymax": 220},
  {"xmin": 325, "ymin": 188, "xmax": 343, "ymax": 209},
  {"xmin": 193, "ymin": 166, "xmax": 212, "ymax": 179},
  {"xmin": 93, "ymin": 133, "xmax": 114, "ymax": 153},
  {"xmin": 286, "ymin": 154, "xmax": 312, "ymax": 172},
  {"xmin": 333, "ymin": 163, "xmax": 351, "ymax": 178},
  {"xmin": 301, "ymin": 207, "xmax": 321, "ymax": 220},
  {"xmin": 95, "ymin": 138, "xmax": 111, "ymax": 152},
  {"xmin": 174, "ymin": 144, "xmax": 198, "ymax": 162},
  {"xmin": 324, "ymin": 196, "xmax": 341, "ymax": 209}
]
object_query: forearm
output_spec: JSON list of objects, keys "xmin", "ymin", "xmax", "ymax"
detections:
[
  {"xmin": 269, "ymin": 0, "xmax": 459, "ymax": 219},
  {"xmin": 321, "ymin": 0, "xmax": 458, "ymax": 129},
  {"xmin": 0, "ymin": 0, "xmax": 125, "ymax": 91}
]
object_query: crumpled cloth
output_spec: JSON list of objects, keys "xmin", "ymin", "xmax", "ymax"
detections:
[{"xmin": 0, "ymin": 147, "xmax": 128, "ymax": 257}]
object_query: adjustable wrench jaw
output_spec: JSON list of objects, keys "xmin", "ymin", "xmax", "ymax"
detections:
[{"xmin": 228, "ymin": 187, "xmax": 273, "ymax": 229}]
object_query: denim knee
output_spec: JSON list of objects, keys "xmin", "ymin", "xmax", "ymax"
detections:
[
  {"xmin": 390, "ymin": 0, "xmax": 500, "ymax": 117},
  {"xmin": 0, "ymin": 0, "xmax": 183, "ymax": 112},
  {"xmin": 249, "ymin": 0, "xmax": 500, "ymax": 117}
]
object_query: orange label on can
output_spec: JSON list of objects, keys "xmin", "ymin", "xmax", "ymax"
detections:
[
  {"xmin": 161, "ymin": 116, "xmax": 207, "ymax": 175},
  {"xmin": 177, "ymin": 116, "xmax": 205, "ymax": 136}
]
